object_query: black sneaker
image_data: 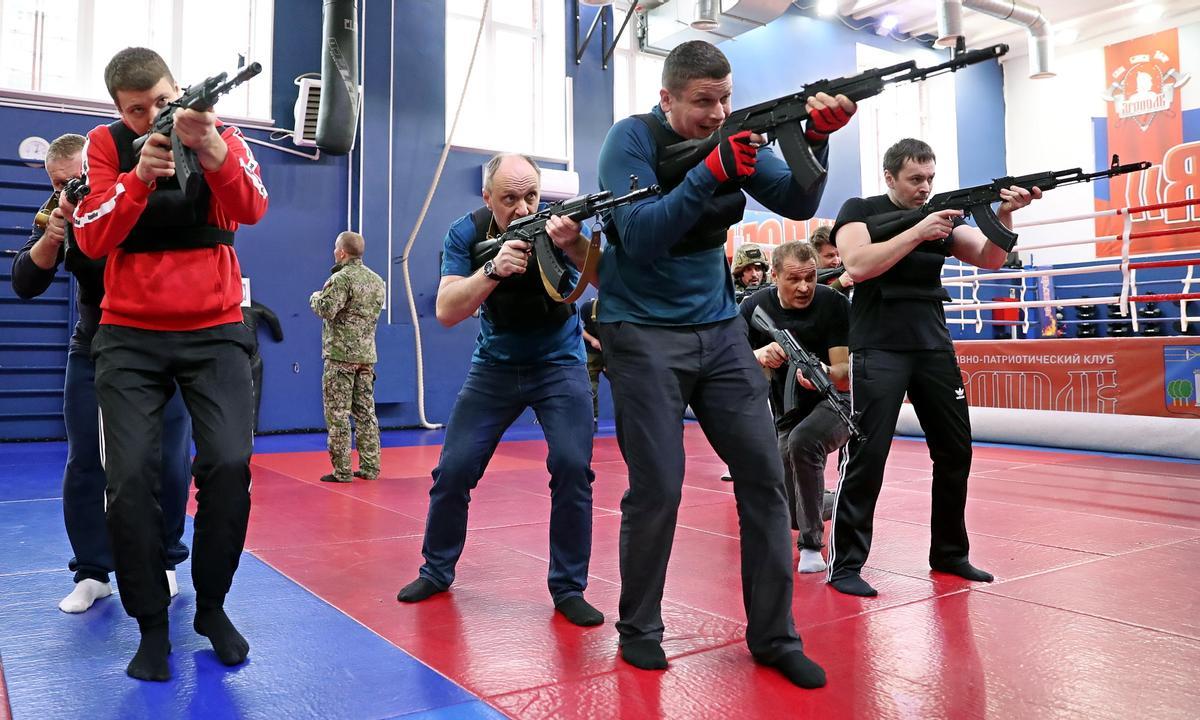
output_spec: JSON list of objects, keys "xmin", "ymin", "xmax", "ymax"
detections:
[
  {"xmin": 320, "ymin": 473, "xmax": 352, "ymax": 483},
  {"xmin": 353, "ymin": 470, "xmax": 377, "ymax": 480}
]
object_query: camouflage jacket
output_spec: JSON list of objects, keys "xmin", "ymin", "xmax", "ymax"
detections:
[{"xmin": 310, "ymin": 258, "xmax": 385, "ymax": 363}]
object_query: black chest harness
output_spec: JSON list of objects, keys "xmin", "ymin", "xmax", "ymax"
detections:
[
  {"xmin": 468, "ymin": 207, "xmax": 575, "ymax": 330},
  {"xmin": 604, "ymin": 114, "xmax": 746, "ymax": 257},
  {"xmin": 107, "ymin": 120, "xmax": 234, "ymax": 253}
]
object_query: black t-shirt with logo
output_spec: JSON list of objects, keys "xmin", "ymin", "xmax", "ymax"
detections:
[
  {"xmin": 831, "ymin": 194, "xmax": 964, "ymax": 352},
  {"xmin": 740, "ymin": 284, "xmax": 849, "ymax": 428}
]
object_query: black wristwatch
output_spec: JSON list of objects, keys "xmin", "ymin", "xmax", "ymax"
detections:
[{"xmin": 482, "ymin": 259, "xmax": 503, "ymax": 281}]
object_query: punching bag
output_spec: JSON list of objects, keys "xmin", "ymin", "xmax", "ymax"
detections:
[{"xmin": 317, "ymin": 0, "xmax": 360, "ymax": 154}]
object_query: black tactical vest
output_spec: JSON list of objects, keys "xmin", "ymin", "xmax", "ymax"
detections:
[
  {"xmin": 107, "ymin": 120, "xmax": 234, "ymax": 253},
  {"xmin": 60, "ymin": 225, "xmax": 107, "ymax": 307},
  {"xmin": 873, "ymin": 247, "xmax": 953, "ymax": 303},
  {"xmin": 468, "ymin": 207, "xmax": 575, "ymax": 330},
  {"xmin": 603, "ymin": 113, "xmax": 746, "ymax": 257}
]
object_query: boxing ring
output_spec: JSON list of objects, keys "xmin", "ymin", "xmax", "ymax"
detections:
[{"xmin": 897, "ymin": 197, "xmax": 1200, "ymax": 459}]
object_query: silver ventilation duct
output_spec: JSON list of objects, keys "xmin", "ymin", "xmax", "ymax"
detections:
[
  {"xmin": 641, "ymin": 1, "xmax": 793, "ymax": 55},
  {"xmin": 938, "ymin": 0, "xmax": 1054, "ymax": 79},
  {"xmin": 935, "ymin": 0, "xmax": 964, "ymax": 49},
  {"xmin": 692, "ymin": 0, "xmax": 721, "ymax": 30}
]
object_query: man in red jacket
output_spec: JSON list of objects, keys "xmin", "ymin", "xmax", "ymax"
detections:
[{"xmin": 72, "ymin": 47, "xmax": 268, "ymax": 681}]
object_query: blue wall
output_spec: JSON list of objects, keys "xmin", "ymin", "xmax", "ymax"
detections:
[
  {"xmin": 0, "ymin": 1, "xmax": 1007, "ymax": 436},
  {"xmin": 720, "ymin": 6, "xmax": 1007, "ymax": 218}
]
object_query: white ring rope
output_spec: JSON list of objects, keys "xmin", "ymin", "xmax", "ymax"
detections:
[{"xmin": 942, "ymin": 197, "xmax": 1199, "ymax": 326}]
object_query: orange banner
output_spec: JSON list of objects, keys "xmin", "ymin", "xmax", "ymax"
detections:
[
  {"xmin": 725, "ymin": 211, "xmax": 833, "ymax": 258},
  {"xmin": 954, "ymin": 337, "xmax": 1200, "ymax": 419},
  {"xmin": 1096, "ymin": 29, "xmax": 1200, "ymax": 256}
]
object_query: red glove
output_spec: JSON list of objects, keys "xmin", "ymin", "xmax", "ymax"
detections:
[
  {"xmin": 704, "ymin": 130, "xmax": 757, "ymax": 184},
  {"xmin": 805, "ymin": 103, "xmax": 854, "ymax": 143}
]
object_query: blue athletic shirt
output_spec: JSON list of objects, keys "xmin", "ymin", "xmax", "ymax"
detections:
[
  {"xmin": 440, "ymin": 210, "xmax": 585, "ymax": 366},
  {"xmin": 596, "ymin": 105, "xmax": 828, "ymax": 326}
]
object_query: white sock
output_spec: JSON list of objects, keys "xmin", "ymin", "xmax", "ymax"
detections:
[
  {"xmin": 166, "ymin": 569, "xmax": 179, "ymax": 598},
  {"xmin": 58, "ymin": 578, "xmax": 113, "ymax": 613},
  {"xmin": 798, "ymin": 549, "xmax": 827, "ymax": 574}
]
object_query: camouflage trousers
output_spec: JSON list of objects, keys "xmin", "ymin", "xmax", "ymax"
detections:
[{"xmin": 322, "ymin": 359, "xmax": 381, "ymax": 481}]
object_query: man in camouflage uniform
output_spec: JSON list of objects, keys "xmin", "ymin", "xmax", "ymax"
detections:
[
  {"xmin": 310, "ymin": 231, "xmax": 386, "ymax": 483},
  {"xmin": 732, "ymin": 242, "xmax": 770, "ymax": 304}
]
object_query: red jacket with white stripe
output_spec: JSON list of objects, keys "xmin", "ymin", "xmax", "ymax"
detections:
[{"xmin": 72, "ymin": 121, "xmax": 268, "ymax": 331}]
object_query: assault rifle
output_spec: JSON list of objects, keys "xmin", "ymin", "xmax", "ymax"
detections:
[
  {"xmin": 33, "ymin": 176, "xmax": 90, "ymax": 230},
  {"xmin": 658, "ymin": 44, "xmax": 1008, "ymax": 190},
  {"xmin": 131, "ymin": 61, "xmax": 262, "ymax": 200},
  {"xmin": 863, "ymin": 155, "xmax": 1151, "ymax": 252},
  {"xmin": 751, "ymin": 305, "xmax": 862, "ymax": 441},
  {"xmin": 817, "ymin": 265, "xmax": 844, "ymax": 284},
  {"xmin": 472, "ymin": 178, "xmax": 661, "ymax": 303},
  {"xmin": 735, "ymin": 281, "xmax": 773, "ymax": 305}
]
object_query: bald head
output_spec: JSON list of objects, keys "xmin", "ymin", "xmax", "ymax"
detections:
[
  {"xmin": 482, "ymin": 153, "xmax": 542, "ymax": 231},
  {"xmin": 336, "ymin": 231, "xmax": 365, "ymax": 258}
]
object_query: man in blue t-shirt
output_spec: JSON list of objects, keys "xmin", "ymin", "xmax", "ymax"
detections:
[
  {"xmin": 395, "ymin": 153, "xmax": 603, "ymax": 627},
  {"xmin": 594, "ymin": 40, "xmax": 855, "ymax": 688}
]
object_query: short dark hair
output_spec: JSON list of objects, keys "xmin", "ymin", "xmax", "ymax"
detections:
[
  {"xmin": 336, "ymin": 231, "xmax": 365, "ymax": 258},
  {"xmin": 809, "ymin": 225, "xmax": 832, "ymax": 251},
  {"xmin": 883, "ymin": 138, "xmax": 936, "ymax": 177},
  {"xmin": 662, "ymin": 41, "xmax": 731, "ymax": 95},
  {"xmin": 104, "ymin": 47, "xmax": 175, "ymax": 104},
  {"xmin": 771, "ymin": 241, "xmax": 816, "ymax": 273},
  {"xmin": 46, "ymin": 133, "xmax": 86, "ymax": 163}
]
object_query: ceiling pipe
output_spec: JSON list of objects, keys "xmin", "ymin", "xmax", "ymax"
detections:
[
  {"xmin": 938, "ymin": 0, "xmax": 1055, "ymax": 79},
  {"xmin": 692, "ymin": 0, "xmax": 721, "ymax": 30},
  {"xmin": 934, "ymin": 0, "xmax": 964, "ymax": 49}
]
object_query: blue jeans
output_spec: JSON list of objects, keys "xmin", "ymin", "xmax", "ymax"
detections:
[
  {"xmin": 418, "ymin": 363, "xmax": 595, "ymax": 603},
  {"xmin": 64, "ymin": 346, "xmax": 192, "ymax": 583}
]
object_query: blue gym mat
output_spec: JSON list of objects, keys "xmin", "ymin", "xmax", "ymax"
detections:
[{"xmin": 0, "ymin": 452, "xmax": 505, "ymax": 720}]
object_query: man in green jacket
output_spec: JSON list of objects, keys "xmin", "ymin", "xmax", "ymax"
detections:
[{"xmin": 310, "ymin": 231, "xmax": 387, "ymax": 483}]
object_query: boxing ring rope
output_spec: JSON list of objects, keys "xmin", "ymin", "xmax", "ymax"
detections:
[
  {"xmin": 893, "ymin": 197, "xmax": 1200, "ymax": 460},
  {"xmin": 1010, "ymin": 197, "xmax": 1200, "ymax": 229},
  {"xmin": 941, "ymin": 197, "xmax": 1200, "ymax": 333}
]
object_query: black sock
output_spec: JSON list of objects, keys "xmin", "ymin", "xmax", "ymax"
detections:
[
  {"xmin": 620, "ymin": 639, "xmax": 667, "ymax": 670},
  {"xmin": 767, "ymin": 651, "xmax": 826, "ymax": 689},
  {"xmin": 194, "ymin": 606, "xmax": 250, "ymax": 666},
  {"xmin": 555, "ymin": 596, "xmax": 604, "ymax": 627},
  {"xmin": 396, "ymin": 577, "xmax": 444, "ymax": 603},
  {"xmin": 932, "ymin": 560, "xmax": 994, "ymax": 582},
  {"xmin": 128, "ymin": 610, "xmax": 171, "ymax": 681},
  {"xmin": 829, "ymin": 573, "xmax": 878, "ymax": 597}
]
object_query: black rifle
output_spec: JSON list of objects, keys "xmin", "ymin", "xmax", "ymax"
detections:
[
  {"xmin": 472, "ymin": 178, "xmax": 661, "ymax": 301},
  {"xmin": 131, "ymin": 62, "xmax": 263, "ymax": 200},
  {"xmin": 657, "ymin": 45, "xmax": 1008, "ymax": 190},
  {"xmin": 33, "ymin": 176, "xmax": 90, "ymax": 230},
  {"xmin": 817, "ymin": 265, "xmax": 844, "ymax": 284},
  {"xmin": 64, "ymin": 175, "xmax": 90, "ymax": 206},
  {"xmin": 735, "ymin": 281, "xmax": 773, "ymax": 305},
  {"xmin": 751, "ymin": 305, "xmax": 862, "ymax": 441},
  {"xmin": 863, "ymin": 155, "xmax": 1151, "ymax": 252}
]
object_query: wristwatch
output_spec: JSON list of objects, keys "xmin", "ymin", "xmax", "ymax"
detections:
[{"xmin": 482, "ymin": 259, "xmax": 503, "ymax": 281}]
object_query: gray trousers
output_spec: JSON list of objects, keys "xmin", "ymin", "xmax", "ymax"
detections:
[
  {"xmin": 778, "ymin": 399, "xmax": 851, "ymax": 551},
  {"xmin": 598, "ymin": 317, "xmax": 804, "ymax": 662}
]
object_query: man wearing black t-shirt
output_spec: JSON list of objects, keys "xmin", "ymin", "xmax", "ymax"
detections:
[
  {"xmin": 826, "ymin": 138, "xmax": 1039, "ymax": 597},
  {"xmin": 740, "ymin": 241, "xmax": 850, "ymax": 575}
]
